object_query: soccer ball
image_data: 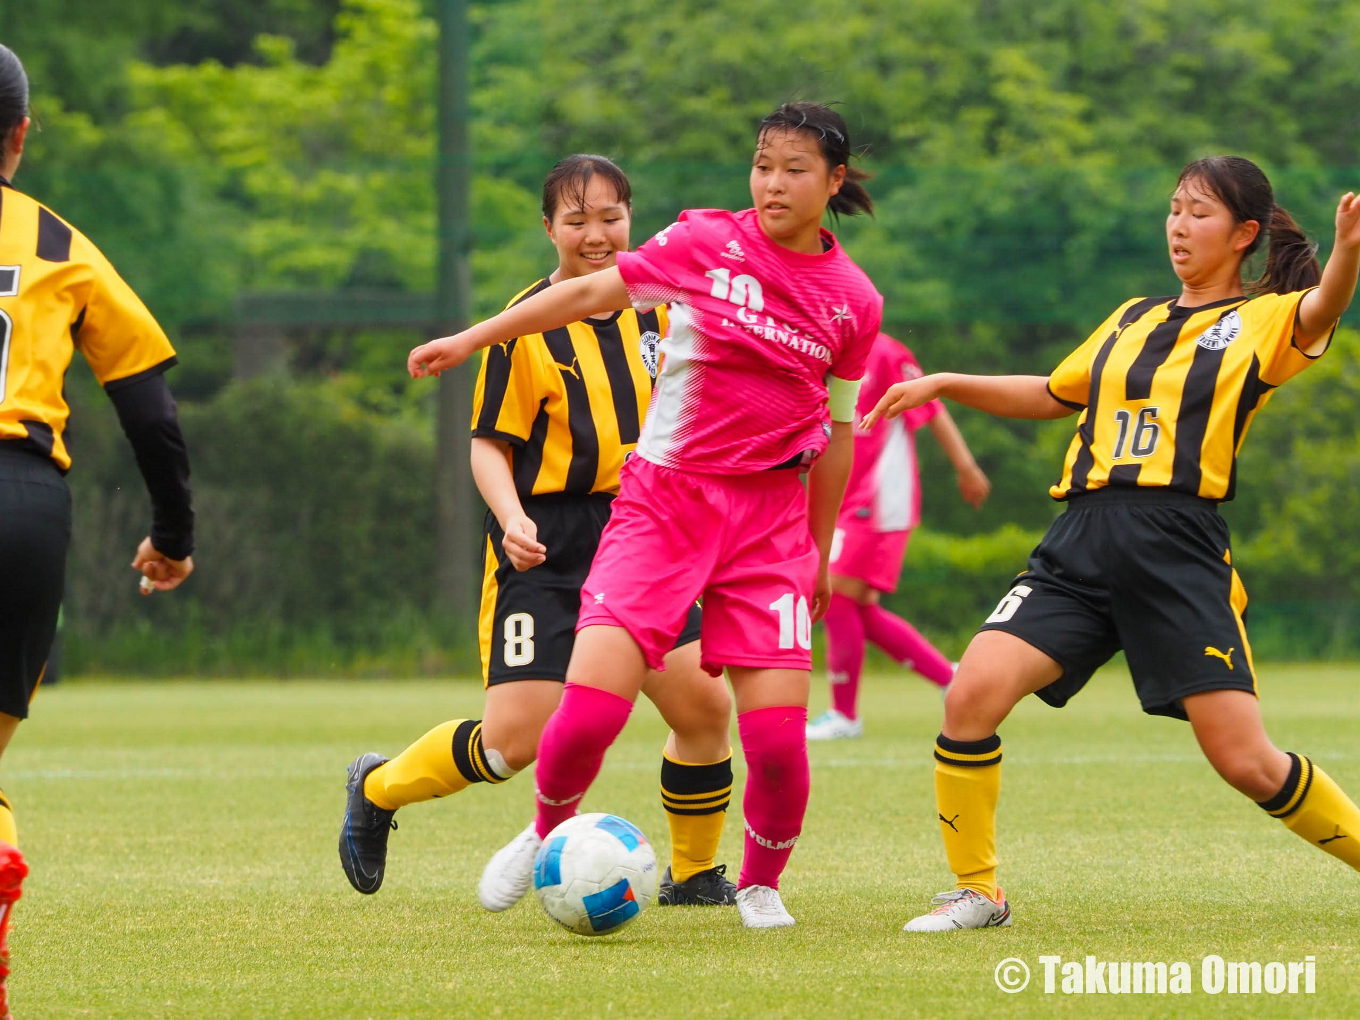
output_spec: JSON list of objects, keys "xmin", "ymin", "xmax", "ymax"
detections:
[{"xmin": 532, "ymin": 813, "xmax": 659, "ymax": 936}]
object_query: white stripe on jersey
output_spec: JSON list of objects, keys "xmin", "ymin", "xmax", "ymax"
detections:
[
  {"xmin": 638, "ymin": 301, "xmax": 703, "ymax": 467},
  {"xmin": 873, "ymin": 418, "xmax": 916, "ymax": 531}
]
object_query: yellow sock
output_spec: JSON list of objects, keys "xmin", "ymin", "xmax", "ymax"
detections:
[
  {"xmin": 933, "ymin": 733, "xmax": 1002, "ymax": 902},
  {"xmin": 0, "ymin": 789, "xmax": 15, "ymax": 848},
  {"xmin": 660, "ymin": 750, "xmax": 732, "ymax": 882},
  {"xmin": 1258, "ymin": 753, "xmax": 1360, "ymax": 870},
  {"xmin": 364, "ymin": 719, "xmax": 510, "ymax": 811}
]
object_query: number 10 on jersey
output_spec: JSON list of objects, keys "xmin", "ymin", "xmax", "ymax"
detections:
[{"xmin": 769, "ymin": 593, "xmax": 812, "ymax": 651}]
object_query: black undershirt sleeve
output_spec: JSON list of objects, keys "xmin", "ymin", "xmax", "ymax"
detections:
[{"xmin": 105, "ymin": 371, "xmax": 195, "ymax": 560}]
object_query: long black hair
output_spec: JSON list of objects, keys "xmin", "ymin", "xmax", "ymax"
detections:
[
  {"xmin": 757, "ymin": 102, "xmax": 873, "ymax": 219},
  {"xmin": 0, "ymin": 44, "xmax": 28, "ymax": 141},
  {"xmin": 1177, "ymin": 156, "xmax": 1320, "ymax": 295}
]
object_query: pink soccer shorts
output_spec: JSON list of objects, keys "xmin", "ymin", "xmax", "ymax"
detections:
[
  {"xmin": 829, "ymin": 523, "xmax": 911, "ymax": 594},
  {"xmin": 579, "ymin": 457, "xmax": 820, "ymax": 675}
]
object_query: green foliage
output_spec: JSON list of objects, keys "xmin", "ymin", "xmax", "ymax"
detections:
[
  {"xmin": 10, "ymin": 0, "xmax": 1360, "ymax": 669},
  {"xmin": 63, "ymin": 375, "xmax": 458, "ymax": 675}
]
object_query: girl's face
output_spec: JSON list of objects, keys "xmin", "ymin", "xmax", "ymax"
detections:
[
  {"xmin": 750, "ymin": 128, "xmax": 844, "ymax": 243},
  {"xmin": 545, "ymin": 174, "xmax": 631, "ymax": 280},
  {"xmin": 1166, "ymin": 177, "xmax": 1259, "ymax": 286}
]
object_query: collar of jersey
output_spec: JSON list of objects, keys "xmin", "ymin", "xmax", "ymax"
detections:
[{"xmin": 1167, "ymin": 294, "xmax": 1247, "ymax": 318}]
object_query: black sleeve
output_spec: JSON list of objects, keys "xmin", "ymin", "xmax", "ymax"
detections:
[{"xmin": 106, "ymin": 371, "xmax": 195, "ymax": 560}]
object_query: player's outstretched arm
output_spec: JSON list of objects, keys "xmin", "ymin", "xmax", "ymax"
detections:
[
  {"xmin": 862, "ymin": 373, "xmax": 1072, "ymax": 429},
  {"xmin": 1297, "ymin": 191, "xmax": 1360, "ymax": 350},
  {"xmin": 409, "ymin": 268, "xmax": 631, "ymax": 377}
]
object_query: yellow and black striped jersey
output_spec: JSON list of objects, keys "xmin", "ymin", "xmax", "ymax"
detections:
[
  {"xmin": 0, "ymin": 178, "xmax": 177, "ymax": 470},
  {"xmin": 1047, "ymin": 289, "xmax": 1331, "ymax": 501},
  {"xmin": 471, "ymin": 278, "xmax": 668, "ymax": 497}
]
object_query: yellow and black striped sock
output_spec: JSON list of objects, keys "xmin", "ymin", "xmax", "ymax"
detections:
[
  {"xmin": 660, "ymin": 751, "xmax": 732, "ymax": 883},
  {"xmin": 0, "ymin": 789, "xmax": 15, "ymax": 848},
  {"xmin": 1258, "ymin": 752, "xmax": 1360, "ymax": 871},
  {"xmin": 364, "ymin": 719, "xmax": 512, "ymax": 811},
  {"xmin": 933, "ymin": 733, "xmax": 1002, "ymax": 902}
]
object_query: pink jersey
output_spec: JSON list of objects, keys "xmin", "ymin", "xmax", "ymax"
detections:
[
  {"xmin": 839, "ymin": 333, "xmax": 941, "ymax": 532},
  {"xmin": 615, "ymin": 208, "xmax": 883, "ymax": 473}
]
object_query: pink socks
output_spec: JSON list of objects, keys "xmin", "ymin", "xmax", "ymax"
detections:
[
  {"xmin": 824, "ymin": 594, "xmax": 865, "ymax": 719},
  {"xmin": 737, "ymin": 706, "xmax": 810, "ymax": 890},
  {"xmin": 533, "ymin": 683, "xmax": 634, "ymax": 838},
  {"xmin": 861, "ymin": 603, "xmax": 953, "ymax": 687}
]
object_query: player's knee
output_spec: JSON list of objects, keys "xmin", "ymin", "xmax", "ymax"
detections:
[
  {"xmin": 1206, "ymin": 749, "xmax": 1279, "ymax": 801},
  {"xmin": 496, "ymin": 740, "xmax": 537, "ymax": 773},
  {"xmin": 941, "ymin": 674, "xmax": 1003, "ymax": 739}
]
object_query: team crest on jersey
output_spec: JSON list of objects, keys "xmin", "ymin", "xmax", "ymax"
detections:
[
  {"xmin": 1194, "ymin": 310, "xmax": 1242, "ymax": 351},
  {"xmin": 639, "ymin": 331, "xmax": 661, "ymax": 378}
]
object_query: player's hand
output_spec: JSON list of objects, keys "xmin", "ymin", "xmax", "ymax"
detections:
[
  {"xmin": 1335, "ymin": 191, "xmax": 1360, "ymax": 250},
  {"xmin": 957, "ymin": 463, "xmax": 991, "ymax": 509},
  {"xmin": 132, "ymin": 537, "xmax": 193, "ymax": 594},
  {"xmin": 502, "ymin": 514, "xmax": 547, "ymax": 571},
  {"xmin": 810, "ymin": 562, "xmax": 832, "ymax": 624},
  {"xmin": 408, "ymin": 334, "xmax": 475, "ymax": 378},
  {"xmin": 861, "ymin": 375, "xmax": 940, "ymax": 430}
]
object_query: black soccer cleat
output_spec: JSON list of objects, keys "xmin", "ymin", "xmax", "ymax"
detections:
[
  {"xmin": 339, "ymin": 752, "xmax": 396, "ymax": 894},
  {"xmin": 657, "ymin": 864, "xmax": 738, "ymax": 906}
]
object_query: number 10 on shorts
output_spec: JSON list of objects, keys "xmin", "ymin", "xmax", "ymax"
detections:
[{"xmin": 769, "ymin": 593, "xmax": 812, "ymax": 651}]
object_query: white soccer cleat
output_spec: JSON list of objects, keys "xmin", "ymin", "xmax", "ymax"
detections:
[
  {"xmin": 805, "ymin": 709, "xmax": 863, "ymax": 741},
  {"xmin": 903, "ymin": 888, "xmax": 1011, "ymax": 932},
  {"xmin": 478, "ymin": 822, "xmax": 542, "ymax": 912},
  {"xmin": 735, "ymin": 885, "xmax": 796, "ymax": 928}
]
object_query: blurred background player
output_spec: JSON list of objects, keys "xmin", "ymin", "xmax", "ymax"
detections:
[
  {"xmin": 0, "ymin": 43, "xmax": 195, "ymax": 1016},
  {"xmin": 807, "ymin": 331, "xmax": 989, "ymax": 740},
  {"xmin": 340, "ymin": 155, "xmax": 737, "ymax": 909},
  {"xmin": 409, "ymin": 102, "xmax": 883, "ymax": 929},
  {"xmin": 866, "ymin": 156, "xmax": 1360, "ymax": 932}
]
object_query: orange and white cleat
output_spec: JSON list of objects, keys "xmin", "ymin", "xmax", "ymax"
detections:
[
  {"xmin": 902, "ymin": 886, "xmax": 1011, "ymax": 931},
  {"xmin": 0, "ymin": 844, "xmax": 28, "ymax": 1020}
]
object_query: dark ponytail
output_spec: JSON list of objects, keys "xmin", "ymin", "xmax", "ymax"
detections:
[
  {"xmin": 757, "ymin": 102, "xmax": 873, "ymax": 219},
  {"xmin": 1256, "ymin": 205, "xmax": 1321, "ymax": 295},
  {"xmin": 0, "ymin": 44, "xmax": 28, "ymax": 140},
  {"xmin": 1176, "ymin": 155, "xmax": 1320, "ymax": 295}
]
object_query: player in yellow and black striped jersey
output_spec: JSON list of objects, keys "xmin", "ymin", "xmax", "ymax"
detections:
[
  {"xmin": 867, "ymin": 156, "xmax": 1360, "ymax": 931},
  {"xmin": 0, "ymin": 45, "xmax": 196, "ymax": 1010},
  {"xmin": 340, "ymin": 156, "xmax": 738, "ymax": 909},
  {"xmin": 472, "ymin": 278, "xmax": 665, "ymax": 498},
  {"xmin": 1046, "ymin": 290, "xmax": 1322, "ymax": 501}
]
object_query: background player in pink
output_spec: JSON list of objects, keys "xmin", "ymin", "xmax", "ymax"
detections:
[
  {"xmin": 807, "ymin": 332, "xmax": 991, "ymax": 740},
  {"xmin": 409, "ymin": 102, "xmax": 883, "ymax": 928}
]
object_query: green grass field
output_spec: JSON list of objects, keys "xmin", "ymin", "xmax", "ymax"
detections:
[{"xmin": 10, "ymin": 666, "xmax": 1359, "ymax": 1019}]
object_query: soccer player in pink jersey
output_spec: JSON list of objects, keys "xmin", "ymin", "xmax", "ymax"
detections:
[
  {"xmin": 807, "ymin": 332, "xmax": 990, "ymax": 740},
  {"xmin": 409, "ymin": 102, "xmax": 883, "ymax": 928}
]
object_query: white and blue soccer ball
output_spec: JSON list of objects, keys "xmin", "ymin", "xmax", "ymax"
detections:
[{"xmin": 532, "ymin": 813, "xmax": 659, "ymax": 936}]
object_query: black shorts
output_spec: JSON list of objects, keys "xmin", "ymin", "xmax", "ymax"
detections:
[
  {"xmin": 478, "ymin": 493, "xmax": 702, "ymax": 686},
  {"xmin": 0, "ymin": 445, "xmax": 71, "ymax": 719},
  {"xmin": 978, "ymin": 487, "xmax": 1254, "ymax": 720}
]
